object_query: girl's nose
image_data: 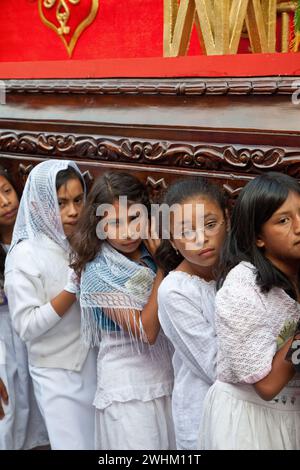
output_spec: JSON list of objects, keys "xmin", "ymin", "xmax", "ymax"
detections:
[
  {"xmin": 294, "ymin": 215, "xmax": 300, "ymax": 234},
  {"xmin": 0, "ymin": 195, "xmax": 9, "ymax": 207},
  {"xmin": 68, "ymin": 203, "xmax": 78, "ymax": 216}
]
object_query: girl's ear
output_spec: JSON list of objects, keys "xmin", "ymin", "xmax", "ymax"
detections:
[
  {"xmin": 170, "ymin": 237, "xmax": 179, "ymax": 255},
  {"xmin": 256, "ymin": 235, "xmax": 265, "ymax": 249}
]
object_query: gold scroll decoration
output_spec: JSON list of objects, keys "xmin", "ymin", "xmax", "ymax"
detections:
[
  {"xmin": 38, "ymin": 0, "xmax": 99, "ymax": 57},
  {"xmin": 164, "ymin": 0, "xmax": 281, "ymax": 56}
]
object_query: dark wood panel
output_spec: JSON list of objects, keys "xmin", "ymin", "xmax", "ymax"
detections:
[{"xmin": 0, "ymin": 77, "xmax": 299, "ymax": 204}]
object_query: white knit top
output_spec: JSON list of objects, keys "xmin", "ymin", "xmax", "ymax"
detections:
[{"xmin": 216, "ymin": 261, "xmax": 300, "ymax": 386}]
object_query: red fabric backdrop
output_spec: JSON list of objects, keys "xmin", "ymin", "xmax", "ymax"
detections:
[{"xmin": 0, "ymin": 0, "xmax": 299, "ymax": 78}]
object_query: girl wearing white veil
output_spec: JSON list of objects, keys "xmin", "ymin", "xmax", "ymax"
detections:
[{"xmin": 5, "ymin": 159, "xmax": 97, "ymax": 450}]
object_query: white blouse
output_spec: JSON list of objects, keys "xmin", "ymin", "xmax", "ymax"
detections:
[
  {"xmin": 216, "ymin": 261, "xmax": 300, "ymax": 385},
  {"xmin": 158, "ymin": 271, "xmax": 217, "ymax": 450}
]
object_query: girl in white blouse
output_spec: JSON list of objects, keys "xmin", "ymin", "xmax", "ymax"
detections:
[
  {"xmin": 5, "ymin": 160, "xmax": 97, "ymax": 450},
  {"xmin": 199, "ymin": 172, "xmax": 300, "ymax": 450},
  {"xmin": 157, "ymin": 177, "xmax": 228, "ymax": 450}
]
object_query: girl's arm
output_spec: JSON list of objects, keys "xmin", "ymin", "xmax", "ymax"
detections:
[
  {"xmin": 104, "ymin": 268, "xmax": 164, "ymax": 345},
  {"xmin": 5, "ymin": 268, "xmax": 75, "ymax": 342},
  {"xmin": 215, "ymin": 264, "xmax": 300, "ymax": 400},
  {"xmin": 51, "ymin": 267, "xmax": 79, "ymax": 317},
  {"xmin": 254, "ymin": 334, "xmax": 300, "ymax": 401},
  {"xmin": 0, "ymin": 378, "xmax": 8, "ymax": 419},
  {"xmin": 50, "ymin": 291, "xmax": 76, "ymax": 318}
]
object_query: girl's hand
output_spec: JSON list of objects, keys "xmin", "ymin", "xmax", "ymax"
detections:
[
  {"xmin": 144, "ymin": 237, "xmax": 161, "ymax": 257},
  {"xmin": 0, "ymin": 378, "xmax": 8, "ymax": 419},
  {"xmin": 144, "ymin": 220, "xmax": 161, "ymax": 257},
  {"xmin": 64, "ymin": 267, "xmax": 81, "ymax": 295}
]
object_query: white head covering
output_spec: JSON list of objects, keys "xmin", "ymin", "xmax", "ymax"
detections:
[{"xmin": 10, "ymin": 159, "xmax": 84, "ymax": 253}]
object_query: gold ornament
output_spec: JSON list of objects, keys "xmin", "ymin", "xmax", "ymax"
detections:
[{"xmin": 39, "ymin": 0, "xmax": 99, "ymax": 57}]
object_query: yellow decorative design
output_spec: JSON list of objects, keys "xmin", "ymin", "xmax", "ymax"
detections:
[
  {"xmin": 291, "ymin": 32, "xmax": 300, "ymax": 50},
  {"xmin": 164, "ymin": 0, "xmax": 297, "ymax": 56},
  {"xmin": 38, "ymin": 0, "xmax": 99, "ymax": 57}
]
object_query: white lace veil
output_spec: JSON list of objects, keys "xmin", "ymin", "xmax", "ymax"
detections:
[{"xmin": 10, "ymin": 159, "xmax": 84, "ymax": 253}]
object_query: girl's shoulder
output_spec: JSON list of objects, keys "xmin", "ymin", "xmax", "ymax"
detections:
[
  {"xmin": 5, "ymin": 239, "xmax": 38, "ymax": 274},
  {"xmin": 159, "ymin": 270, "xmax": 216, "ymax": 300},
  {"xmin": 6, "ymin": 237, "xmax": 62, "ymax": 275},
  {"xmin": 8, "ymin": 238, "xmax": 34, "ymax": 259},
  {"xmin": 219, "ymin": 261, "xmax": 294, "ymax": 308},
  {"xmin": 223, "ymin": 261, "xmax": 257, "ymax": 288}
]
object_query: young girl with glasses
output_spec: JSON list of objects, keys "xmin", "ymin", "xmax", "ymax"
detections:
[{"xmin": 156, "ymin": 177, "xmax": 228, "ymax": 450}]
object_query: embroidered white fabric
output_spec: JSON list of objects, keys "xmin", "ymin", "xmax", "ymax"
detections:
[{"xmin": 216, "ymin": 261, "xmax": 300, "ymax": 384}]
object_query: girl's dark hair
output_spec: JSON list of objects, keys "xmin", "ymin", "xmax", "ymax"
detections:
[
  {"xmin": 219, "ymin": 171, "xmax": 300, "ymax": 298},
  {"xmin": 156, "ymin": 177, "xmax": 227, "ymax": 274},
  {"xmin": 70, "ymin": 172, "xmax": 150, "ymax": 274},
  {"xmin": 0, "ymin": 165, "xmax": 19, "ymax": 281},
  {"xmin": 56, "ymin": 166, "xmax": 84, "ymax": 191}
]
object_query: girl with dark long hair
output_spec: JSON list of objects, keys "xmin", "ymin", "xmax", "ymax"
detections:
[
  {"xmin": 199, "ymin": 172, "xmax": 300, "ymax": 450},
  {"xmin": 70, "ymin": 171, "xmax": 175, "ymax": 450}
]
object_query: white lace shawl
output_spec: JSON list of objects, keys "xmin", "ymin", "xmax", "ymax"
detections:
[{"xmin": 10, "ymin": 159, "xmax": 83, "ymax": 253}]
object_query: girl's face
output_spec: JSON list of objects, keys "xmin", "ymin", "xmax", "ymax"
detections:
[
  {"xmin": 0, "ymin": 175, "xmax": 19, "ymax": 228},
  {"xmin": 171, "ymin": 196, "xmax": 227, "ymax": 274},
  {"xmin": 104, "ymin": 199, "xmax": 146, "ymax": 257},
  {"xmin": 256, "ymin": 190, "xmax": 300, "ymax": 275},
  {"xmin": 57, "ymin": 178, "xmax": 84, "ymax": 237}
]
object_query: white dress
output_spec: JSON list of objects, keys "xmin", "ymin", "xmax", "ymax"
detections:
[
  {"xmin": 94, "ymin": 331, "xmax": 176, "ymax": 450},
  {"xmin": 0, "ymin": 245, "xmax": 48, "ymax": 450},
  {"xmin": 199, "ymin": 261, "xmax": 300, "ymax": 450},
  {"xmin": 158, "ymin": 271, "xmax": 217, "ymax": 450}
]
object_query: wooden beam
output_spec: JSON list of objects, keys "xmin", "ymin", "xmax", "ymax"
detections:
[
  {"xmin": 246, "ymin": 0, "xmax": 269, "ymax": 53},
  {"xmin": 229, "ymin": 0, "xmax": 249, "ymax": 53},
  {"xmin": 194, "ymin": 0, "xmax": 216, "ymax": 54},
  {"xmin": 214, "ymin": 0, "xmax": 230, "ymax": 54},
  {"xmin": 164, "ymin": 0, "xmax": 196, "ymax": 57}
]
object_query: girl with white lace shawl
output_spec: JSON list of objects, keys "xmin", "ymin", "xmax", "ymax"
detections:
[
  {"xmin": 70, "ymin": 172, "xmax": 175, "ymax": 450},
  {"xmin": 156, "ymin": 178, "xmax": 228, "ymax": 450},
  {"xmin": 199, "ymin": 172, "xmax": 300, "ymax": 450},
  {"xmin": 0, "ymin": 165, "xmax": 48, "ymax": 450},
  {"xmin": 4, "ymin": 160, "xmax": 97, "ymax": 450}
]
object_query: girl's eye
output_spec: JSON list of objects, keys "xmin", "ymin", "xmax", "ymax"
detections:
[
  {"xmin": 278, "ymin": 217, "xmax": 289, "ymax": 224},
  {"xmin": 58, "ymin": 201, "xmax": 64, "ymax": 207},
  {"xmin": 4, "ymin": 188, "xmax": 11, "ymax": 194},
  {"xmin": 205, "ymin": 221, "xmax": 217, "ymax": 230}
]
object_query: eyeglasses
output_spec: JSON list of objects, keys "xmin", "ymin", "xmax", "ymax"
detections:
[{"xmin": 179, "ymin": 219, "xmax": 225, "ymax": 241}]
